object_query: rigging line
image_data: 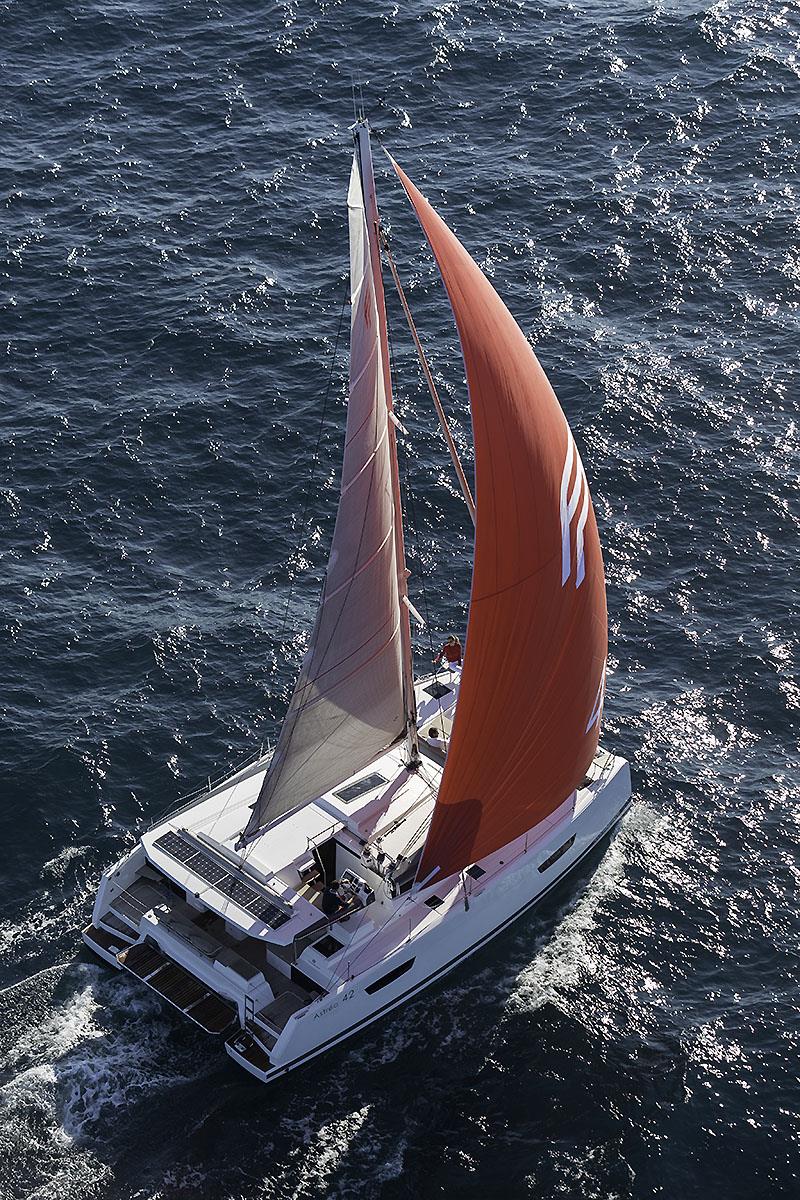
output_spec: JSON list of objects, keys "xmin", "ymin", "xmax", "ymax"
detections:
[
  {"xmin": 384, "ymin": 290, "xmax": 453, "ymax": 740},
  {"xmin": 384, "ymin": 305, "xmax": 450, "ymax": 693},
  {"xmin": 279, "ymin": 278, "xmax": 349, "ymax": 640},
  {"xmin": 398, "ymin": 808, "xmax": 435, "ymax": 862},
  {"xmin": 380, "ymin": 219, "xmax": 465, "ymax": 730},
  {"xmin": 366, "ymin": 117, "xmax": 474, "ymax": 524},
  {"xmin": 399, "ymin": 445, "xmax": 435, "ymax": 662},
  {"xmin": 398, "ymin": 411, "xmax": 458, "ymax": 728},
  {"xmin": 333, "ymin": 888, "xmax": 418, "ymax": 985},
  {"xmin": 383, "ymin": 294, "xmax": 432, "ymax": 654},
  {"xmin": 380, "ymin": 229, "xmax": 476, "ymax": 526}
]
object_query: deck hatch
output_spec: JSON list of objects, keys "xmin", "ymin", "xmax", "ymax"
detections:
[
  {"xmin": 312, "ymin": 934, "xmax": 344, "ymax": 959},
  {"xmin": 154, "ymin": 831, "xmax": 290, "ymax": 927},
  {"xmin": 333, "ymin": 773, "xmax": 387, "ymax": 804},
  {"xmin": 424, "ymin": 681, "xmax": 452, "ymax": 699}
]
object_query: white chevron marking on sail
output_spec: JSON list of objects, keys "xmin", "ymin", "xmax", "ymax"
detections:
[
  {"xmin": 585, "ymin": 671, "xmax": 605, "ymax": 733},
  {"xmin": 559, "ymin": 428, "xmax": 588, "ymax": 588}
]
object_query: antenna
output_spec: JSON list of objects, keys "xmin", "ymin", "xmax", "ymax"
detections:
[{"xmin": 351, "ymin": 80, "xmax": 366, "ymax": 123}]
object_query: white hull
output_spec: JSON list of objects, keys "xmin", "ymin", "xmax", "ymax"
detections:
[
  {"xmin": 83, "ymin": 677, "xmax": 630, "ymax": 1084},
  {"xmin": 232, "ymin": 762, "xmax": 630, "ymax": 1082}
]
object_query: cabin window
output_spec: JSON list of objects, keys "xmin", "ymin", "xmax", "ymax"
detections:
[
  {"xmin": 466, "ymin": 864, "xmax": 485, "ymax": 879},
  {"xmin": 538, "ymin": 835, "xmax": 576, "ymax": 873},
  {"xmin": 364, "ymin": 957, "xmax": 416, "ymax": 995},
  {"xmin": 424, "ymin": 681, "xmax": 452, "ymax": 700},
  {"xmin": 425, "ymin": 895, "xmax": 444, "ymax": 909},
  {"xmin": 334, "ymin": 773, "xmax": 387, "ymax": 804}
]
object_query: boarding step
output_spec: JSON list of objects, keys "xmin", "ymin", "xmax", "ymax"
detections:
[
  {"xmin": 83, "ymin": 922, "xmax": 132, "ymax": 959},
  {"xmin": 118, "ymin": 941, "xmax": 167, "ymax": 979},
  {"xmin": 247, "ymin": 1022, "xmax": 278, "ymax": 1052},
  {"xmin": 227, "ymin": 1029, "xmax": 272, "ymax": 1074},
  {"xmin": 117, "ymin": 942, "xmax": 236, "ymax": 1035},
  {"xmin": 187, "ymin": 992, "xmax": 238, "ymax": 1035},
  {"xmin": 149, "ymin": 962, "xmax": 208, "ymax": 1010}
]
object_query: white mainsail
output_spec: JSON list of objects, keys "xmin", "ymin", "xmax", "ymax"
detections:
[{"xmin": 241, "ymin": 155, "xmax": 407, "ymax": 841}]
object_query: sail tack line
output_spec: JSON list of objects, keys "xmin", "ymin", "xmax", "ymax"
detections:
[{"xmin": 380, "ymin": 230, "xmax": 476, "ymax": 527}]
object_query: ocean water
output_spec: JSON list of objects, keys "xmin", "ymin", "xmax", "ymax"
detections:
[{"xmin": 1, "ymin": 0, "xmax": 798, "ymax": 1196}]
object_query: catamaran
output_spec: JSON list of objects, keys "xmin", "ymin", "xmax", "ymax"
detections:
[{"xmin": 83, "ymin": 120, "xmax": 631, "ymax": 1083}]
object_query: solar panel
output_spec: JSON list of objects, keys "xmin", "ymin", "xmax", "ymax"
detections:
[
  {"xmin": 248, "ymin": 895, "xmax": 289, "ymax": 925},
  {"xmin": 334, "ymin": 772, "xmax": 387, "ymax": 804},
  {"xmin": 156, "ymin": 830, "xmax": 193, "ymax": 862},
  {"xmin": 217, "ymin": 877, "xmax": 254, "ymax": 906},
  {"xmin": 191, "ymin": 856, "xmax": 227, "ymax": 886},
  {"xmin": 153, "ymin": 831, "xmax": 289, "ymax": 928}
]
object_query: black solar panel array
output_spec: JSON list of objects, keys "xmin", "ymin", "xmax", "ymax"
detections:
[{"xmin": 154, "ymin": 831, "xmax": 290, "ymax": 928}]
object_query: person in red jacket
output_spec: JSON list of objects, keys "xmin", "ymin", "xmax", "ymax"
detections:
[{"xmin": 434, "ymin": 634, "xmax": 462, "ymax": 668}]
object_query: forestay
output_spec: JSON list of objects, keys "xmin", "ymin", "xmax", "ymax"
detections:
[
  {"xmin": 241, "ymin": 157, "xmax": 406, "ymax": 841},
  {"xmin": 392, "ymin": 161, "xmax": 608, "ymax": 884}
]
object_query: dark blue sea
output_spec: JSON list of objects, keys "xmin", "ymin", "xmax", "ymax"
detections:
[{"xmin": 1, "ymin": 1, "xmax": 798, "ymax": 1196}]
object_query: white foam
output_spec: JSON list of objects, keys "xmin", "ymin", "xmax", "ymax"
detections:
[
  {"xmin": 41, "ymin": 844, "xmax": 88, "ymax": 883},
  {"xmin": 505, "ymin": 804, "xmax": 659, "ymax": 1041},
  {"xmin": 259, "ymin": 1101, "xmax": 373, "ymax": 1200},
  {"xmin": 0, "ymin": 963, "xmax": 212, "ymax": 1198},
  {"xmin": 0, "ymin": 882, "xmax": 92, "ymax": 965}
]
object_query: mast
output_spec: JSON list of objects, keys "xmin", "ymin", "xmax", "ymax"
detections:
[{"xmin": 352, "ymin": 120, "xmax": 419, "ymax": 768}]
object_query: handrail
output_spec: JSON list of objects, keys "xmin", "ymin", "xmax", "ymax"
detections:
[
  {"xmin": 146, "ymin": 746, "xmax": 272, "ymax": 831},
  {"xmin": 115, "ymin": 888, "xmax": 152, "ymax": 915},
  {"xmin": 292, "ymin": 918, "xmax": 338, "ymax": 961},
  {"xmin": 291, "ymin": 895, "xmax": 368, "ymax": 962}
]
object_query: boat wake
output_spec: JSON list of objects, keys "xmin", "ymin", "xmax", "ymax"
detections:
[
  {"xmin": 506, "ymin": 805, "xmax": 649, "ymax": 1034},
  {"xmin": 0, "ymin": 962, "xmax": 211, "ymax": 1200}
]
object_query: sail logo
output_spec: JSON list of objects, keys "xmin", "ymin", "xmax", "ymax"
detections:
[
  {"xmin": 559, "ymin": 430, "xmax": 590, "ymax": 588},
  {"xmin": 585, "ymin": 671, "xmax": 605, "ymax": 733}
]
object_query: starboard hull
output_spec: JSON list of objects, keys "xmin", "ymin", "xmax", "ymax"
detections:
[
  {"xmin": 226, "ymin": 754, "xmax": 631, "ymax": 1083},
  {"xmin": 83, "ymin": 746, "xmax": 630, "ymax": 1085}
]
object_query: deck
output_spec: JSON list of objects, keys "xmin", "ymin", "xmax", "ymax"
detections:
[{"xmin": 117, "ymin": 941, "xmax": 237, "ymax": 1034}]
